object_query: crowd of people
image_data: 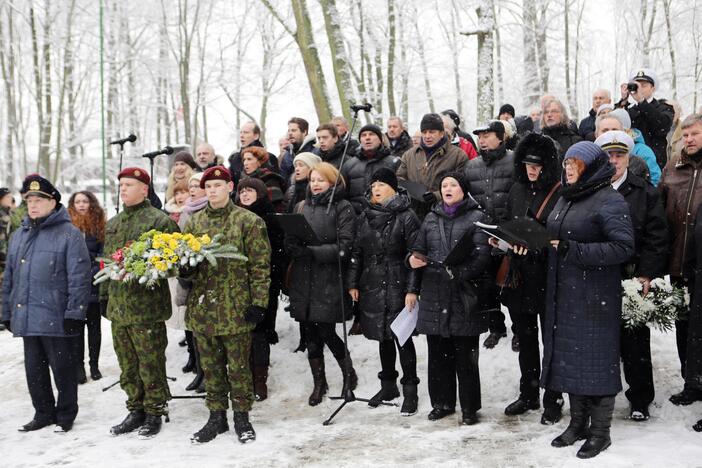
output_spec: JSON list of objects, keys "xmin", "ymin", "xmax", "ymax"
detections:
[{"xmin": 2, "ymin": 67, "xmax": 702, "ymax": 459}]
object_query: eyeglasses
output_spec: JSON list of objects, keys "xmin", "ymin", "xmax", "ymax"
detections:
[{"xmin": 562, "ymin": 159, "xmax": 577, "ymax": 168}]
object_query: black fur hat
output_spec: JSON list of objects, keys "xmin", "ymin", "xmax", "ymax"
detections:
[{"xmin": 513, "ymin": 133, "xmax": 560, "ymax": 187}]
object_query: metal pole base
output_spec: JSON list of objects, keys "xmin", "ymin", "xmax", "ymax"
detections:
[{"xmin": 323, "ymin": 389, "xmax": 398, "ymax": 425}]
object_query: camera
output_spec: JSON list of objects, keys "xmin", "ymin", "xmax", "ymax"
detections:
[{"xmin": 627, "ymin": 82, "xmax": 639, "ymax": 92}]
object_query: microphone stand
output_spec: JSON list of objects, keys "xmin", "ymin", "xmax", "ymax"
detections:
[
  {"xmin": 114, "ymin": 140, "xmax": 127, "ymax": 214},
  {"xmin": 323, "ymin": 106, "xmax": 396, "ymax": 426}
]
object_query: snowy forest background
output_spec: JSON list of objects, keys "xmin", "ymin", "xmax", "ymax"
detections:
[{"xmin": 0, "ymin": 0, "xmax": 700, "ymax": 204}]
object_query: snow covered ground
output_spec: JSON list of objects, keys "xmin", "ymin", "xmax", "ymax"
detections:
[{"xmin": 2, "ymin": 303, "xmax": 702, "ymax": 468}]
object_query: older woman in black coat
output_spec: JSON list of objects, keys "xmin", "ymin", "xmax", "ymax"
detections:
[
  {"xmin": 285, "ymin": 162, "xmax": 357, "ymax": 406},
  {"xmin": 347, "ymin": 168, "xmax": 421, "ymax": 415},
  {"xmin": 408, "ymin": 172, "xmax": 491, "ymax": 425},
  {"xmin": 499, "ymin": 133, "xmax": 564, "ymax": 425},
  {"xmin": 542, "ymin": 141, "xmax": 634, "ymax": 459}
]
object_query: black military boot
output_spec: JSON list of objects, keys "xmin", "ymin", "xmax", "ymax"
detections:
[
  {"xmin": 233, "ymin": 412, "xmax": 256, "ymax": 443},
  {"xmin": 368, "ymin": 371, "xmax": 400, "ymax": 408},
  {"xmin": 110, "ymin": 410, "xmax": 146, "ymax": 436},
  {"xmin": 89, "ymin": 363, "xmax": 102, "ymax": 381},
  {"xmin": 18, "ymin": 417, "xmax": 56, "ymax": 432},
  {"xmin": 505, "ymin": 398, "xmax": 540, "ymax": 416},
  {"xmin": 137, "ymin": 414, "xmax": 162, "ymax": 439},
  {"xmin": 669, "ymin": 386, "xmax": 702, "ymax": 406},
  {"xmin": 182, "ymin": 353, "xmax": 196, "ymax": 374},
  {"xmin": 253, "ymin": 366, "xmax": 269, "ymax": 402},
  {"xmin": 308, "ymin": 357, "xmax": 328, "ymax": 406},
  {"xmin": 400, "ymin": 378, "xmax": 419, "ymax": 416},
  {"xmin": 186, "ymin": 344, "xmax": 204, "ymax": 391},
  {"xmin": 336, "ymin": 355, "xmax": 358, "ymax": 394},
  {"xmin": 552, "ymin": 395, "xmax": 590, "ymax": 447},
  {"xmin": 577, "ymin": 396, "xmax": 614, "ymax": 459},
  {"xmin": 77, "ymin": 365, "xmax": 87, "ymax": 385},
  {"xmin": 191, "ymin": 411, "xmax": 229, "ymax": 443}
]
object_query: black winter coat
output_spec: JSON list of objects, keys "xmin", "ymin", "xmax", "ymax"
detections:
[
  {"xmin": 387, "ymin": 131, "xmax": 413, "ymax": 158},
  {"xmin": 541, "ymin": 159, "xmax": 635, "ymax": 396},
  {"xmin": 623, "ymin": 98, "xmax": 674, "ymax": 168},
  {"xmin": 285, "ymin": 188, "xmax": 356, "ymax": 323},
  {"xmin": 341, "ymin": 146, "xmax": 401, "ymax": 214},
  {"xmin": 542, "ymin": 124, "xmax": 583, "ymax": 160},
  {"xmin": 314, "ymin": 140, "xmax": 356, "ymax": 169},
  {"xmin": 348, "ymin": 190, "xmax": 421, "ymax": 341},
  {"xmin": 616, "ymin": 172, "xmax": 668, "ymax": 279},
  {"xmin": 284, "ymin": 179, "xmax": 308, "ymax": 213},
  {"xmin": 411, "ymin": 198, "xmax": 491, "ymax": 337},
  {"xmin": 463, "ymin": 144, "xmax": 515, "ymax": 223},
  {"xmin": 84, "ymin": 233, "xmax": 104, "ymax": 304},
  {"xmin": 578, "ymin": 109, "xmax": 597, "ymax": 141},
  {"xmin": 239, "ymin": 197, "xmax": 287, "ymax": 290}
]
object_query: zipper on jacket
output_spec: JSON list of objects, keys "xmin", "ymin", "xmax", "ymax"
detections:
[{"xmin": 681, "ymin": 168, "xmax": 699, "ymax": 276}]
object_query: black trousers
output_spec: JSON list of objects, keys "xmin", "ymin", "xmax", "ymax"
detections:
[
  {"xmin": 426, "ymin": 335, "xmax": 481, "ymax": 414},
  {"xmin": 511, "ymin": 312, "xmax": 562, "ymax": 407},
  {"xmin": 620, "ymin": 325, "xmax": 655, "ymax": 407},
  {"xmin": 672, "ymin": 276, "xmax": 691, "ymax": 379},
  {"xmin": 250, "ymin": 284, "xmax": 280, "ymax": 368},
  {"xmin": 77, "ymin": 302, "xmax": 101, "ymax": 367},
  {"xmin": 304, "ymin": 322, "xmax": 347, "ymax": 360},
  {"xmin": 23, "ymin": 336, "xmax": 79, "ymax": 425},
  {"xmin": 378, "ymin": 336, "xmax": 418, "ymax": 384}
]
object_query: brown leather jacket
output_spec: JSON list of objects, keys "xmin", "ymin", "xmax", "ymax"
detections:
[
  {"xmin": 396, "ymin": 137, "xmax": 468, "ymax": 194},
  {"xmin": 660, "ymin": 149, "xmax": 702, "ymax": 277}
]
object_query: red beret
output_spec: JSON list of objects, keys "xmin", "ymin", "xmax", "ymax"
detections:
[
  {"xmin": 200, "ymin": 165, "xmax": 232, "ymax": 189},
  {"xmin": 118, "ymin": 167, "xmax": 150, "ymax": 185}
]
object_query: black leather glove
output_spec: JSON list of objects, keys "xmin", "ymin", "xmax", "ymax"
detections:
[
  {"xmin": 265, "ymin": 329, "xmax": 279, "ymax": 345},
  {"xmin": 422, "ymin": 191, "xmax": 436, "ymax": 206},
  {"xmin": 557, "ymin": 240, "xmax": 570, "ymax": 256},
  {"xmin": 64, "ymin": 319, "xmax": 84, "ymax": 336},
  {"xmin": 99, "ymin": 300, "xmax": 108, "ymax": 318},
  {"xmin": 2, "ymin": 320, "xmax": 11, "ymax": 333},
  {"xmin": 244, "ymin": 305, "xmax": 267, "ymax": 324}
]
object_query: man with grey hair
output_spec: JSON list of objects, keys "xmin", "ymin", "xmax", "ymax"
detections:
[
  {"xmin": 660, "ymin": 113, "xmax": 702, "ymax": 407},
  {"xmin": 541, "ymin": 98, "xmax": 582, "ymax": 159},
  {"xmin": 579, "ymin": 89, "xmax": 612, "ymax": 141},
  {"xmin": 195, "ymin": 143, "xmax": 222, "ymax": 172},
  {"xmin": 331, "ymin": 116, "xmax": 360, "ymax": 154},
  {"xmin": 386, "ymin": 116, "xmax": 413, "ymax": 157}
]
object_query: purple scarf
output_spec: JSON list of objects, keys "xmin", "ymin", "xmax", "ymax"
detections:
[
  {"xmin": 183, "ymin": 195, "xmax": 208, "ymax": 214},
  {"xmin": 442, "ymin": 202, "xmax": 459, "ymax": 218}
]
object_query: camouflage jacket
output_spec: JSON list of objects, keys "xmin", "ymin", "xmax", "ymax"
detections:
[
  {"xmin": 9, "ymin": 202, "xmax": 26, "ymax": 234},
  {"xmin": 184, "ymin": 200, "xmax": 271, "ymax": 336},
  {"xmin": 103, "ymin": 200, "xmax": 179, "ymax": 324}
]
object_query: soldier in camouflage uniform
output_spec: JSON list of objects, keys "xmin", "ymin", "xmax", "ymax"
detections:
[
  {"xmin": 0, "ymin": 187, "xmax": 14, "ymax": 331},
  {"xmin": 102, "ymin": 167, "xmax": 179, "ymax": 439},
  {"xmin": 184, "ymin": 166, "xmax": 271, "ymax": 444}
]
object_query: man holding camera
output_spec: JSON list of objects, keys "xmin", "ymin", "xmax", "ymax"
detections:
[{"xmin": 616, "ymin": 68, "xmax": 675, "ymax": 169}]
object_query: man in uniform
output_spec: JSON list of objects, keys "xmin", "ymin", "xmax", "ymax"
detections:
[
  {"xmin": 183, "ymin": 166, "xmax": 271, "ymax": 444},
  {"xmin": 103, "ymin": 167, "xmax": 179, "ymax": 439},
  {"xmin": 2, "ymin": 175, "xmax": 91, "ymax": 432}
]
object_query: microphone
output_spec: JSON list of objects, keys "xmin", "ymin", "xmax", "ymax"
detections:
[
  {"xmin": 110, "ymin": 134, "xmax": 137, "ymax": 146},
  {"xmin": 350, "ymin": 103, "xmax": 372, "ymax": 113},
  {"xmin": 142, "ymin": 146, "xmax": 174, "ymax": 158}
]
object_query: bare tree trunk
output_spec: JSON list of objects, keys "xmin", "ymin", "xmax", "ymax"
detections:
[
  {"xmin": 320, "ymin": 0, "xmax": 354, "ymax": 121},
  {"xmin": 415, "ymin": 21, "xmax": 435, "ymax": 113},
  {"xmin": 641, "ymin": 0, "xmax": 658, "ymax": 67},
  {"xmin": 522, "ymin": 0, "xmax": 541, "ymax": 109},
  {"xmin": 536, "ymin": 1, "xmax": 549, "ymax": 93},
  {"xmin": 662, "ymin": 0, "xmax": 678, "ymax": 99},
  {"xmin": 463, "ymin": 0, "xmax": 495, "ymax": 123},
  {"xmin": 29, "ymin": 2, "xmax": 53, "ymax": 176},
  {"xmin": 573, "ymin": 0, "xmax": 584, "ymax": 114},
  {"xmin": 0, "ymin": 4, "xmax": 18, "ymax": 186},
  {"xmin": 564, "ymin": 0, "xmax": 576, "ymax": 117},
  {"xmin": 399, "ymin": 4, "xmax": 409, "ymax": 122},
  {"xmin": 438, "ymin": 1, "xmax": 464, "ymax": 117},
  {"xmin": 387, "ymin": 0, "xmax": 397, "ymax": 117},
  {"xmin": 693, "ymin": 0, "xmax": 701, "ymax": 110},
  {"xmin": 492, "ymin": 0, "xmax": 504, "ymax": 106}
]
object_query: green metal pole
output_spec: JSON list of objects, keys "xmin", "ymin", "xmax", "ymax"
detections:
[{"xmin": 99, "ymin": 0, "xmax": 106, "ymax": 207}]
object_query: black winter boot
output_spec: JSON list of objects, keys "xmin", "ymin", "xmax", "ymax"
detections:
[
  {"xmin": 191, "ymin": 411, "xmax": 229, "ymax": 443},
  {"xmin": 336, "ymin": 355, "xmax": 358, "ymax": 394},
  {"xmin": 541, "ymin": 398, "xmax": 564, "ymax": 425},
  {"xmin": 461, "ymin": 409, "xmax": 479, "ymax": 425},
  {"xmin": 89, "ymin": 363, "xmax": 102, "ymax": 381},
  {"xmin": 427, "ymin": 407, "xmax": 455, "ymax": 421},
  {"xmin": 368, "ymin": 372, "xmax": 400, "ymax": 408},
  {"xmin": 110, "ymin": 410, "xmax": 146, "ymax": 436},
  {"xmin": 669, "ymin": 386, "xmax": 702, "ymax": 406},
  {"xmin": 77, "ymin": 365, "xmax": 87, "ymax": 385},
  {"xmin": 137, "ymin": 414, "xmax": 162, "ymax": 439},
  {"xmin": 505, "ymin": 398, "xmax": 540, "ymax": 416},
  {"xmin": 577, "ymin": 396, "xmax": 614, "ymax": 459},
  {"xmin": 400, "ymin": 379, "xmax": 419, "ymax": 416},
  {"xmin": 552, "ymin": 395, "xmax": 590, "ymax": 447},
  {"xmin": 186, "ymin": 340, "xmax": 204, "ymax": 391},
  {"xmin": 233, "ymin": 411, "xmax": 256, "ymax": 443},
  {"xmin": 253, "ymin": 366, "xmax": 269, "ymax": 402},
  {"xmin": 182, "ymin": 353, "xmax": 196, "ymax": 374},
  {"xmin": 18, "ymin": 417, "xmax": 56, "ymax": 432},
  {"xmin": 308, "ymin": 357, "xmax": 328, "ymax": 406}
]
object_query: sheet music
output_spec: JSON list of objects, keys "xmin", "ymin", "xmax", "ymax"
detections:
[{"xmin": 390, "ymin": 301, "xmax": 419, "ymax": 346}]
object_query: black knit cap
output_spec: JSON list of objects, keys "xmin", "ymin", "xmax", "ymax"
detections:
[
  {"xmin": 358, "ymin": 124, "xmax": 384, "ymax": 142},
  {"xmin": 21, "ymin": 174, "xmax": 61, "ymax": 203},
  {"xmin": 173, "ymin": 151, "xmax": 198, "ymax": 170},
  {"xmin": 369, "ymin": 167, "xmax": 398, "ymax": 192},
  {"xmin": 238, "ymin": 177, "xmax": 268, "ymax": 201},
  {"xmin": 439, "ymin": 171, "xmax": 469, "ymax": 195},
  {"xmin": 420, "ymin": 113, "xmax": 444, "ymax": 132},
  {"xmin": 499, "ymin": 104, "xmax": 515, "ymax": 118}
]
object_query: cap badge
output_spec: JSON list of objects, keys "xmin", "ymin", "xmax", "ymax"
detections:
[
  {"xmin": 134, "ymin": 170, "xmax": 141, "ymax": 176},
  {"xmin": 29, "ymin": 181, "xmax": 40, "ymax": 191},
  {"xmin": 214, "ymin": 169, "xmax": 221, "ymax": 176}
]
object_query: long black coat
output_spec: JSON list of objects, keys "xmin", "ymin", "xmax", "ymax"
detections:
[
  {"xmin": 541, "ymin": 159, "xmax": 635, "ymax": 396},
  {"xmin": 341, "ymin": 146, "xmax": 401, "ymax": 214},
  {"xmin": 284, "ymin": 179, "xmax": 308, "ymax": 213},
  {"xmin": 542, "ymin": 124, "xmax": 583, "ymax": 161},
  {"xmin": 387, "ymin": 131, "xmax": 413, "ymax": 158},
  {"xmin": 500, "ymin": 133, "xmax": 562, "ymax": 315},
  {"xmin": 411, "ymin": 198, "xmax": 491, "ymax": 337},
  {"xmin": 347, "ymin": 190, "xmax": 421, "ymax": 341},
  {"xmin": 616, "ymin": 172, "xmax": 668, "ymax": 279},
  {"xmin": 285, "ymin": 189, "xmax": 356, "ymax": 323},
  {"xmin": 685, "ymin": 203, "xmax": 702, "ymax": 390},
  {"xmin": 463, "ymin": 145, "xmax": 515, "ymax": 224}
]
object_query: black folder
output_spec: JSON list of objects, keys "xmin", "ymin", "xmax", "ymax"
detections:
[
  {"xmin": 399, "ymin": 179, "xmax": 429, "ymax": 202},
  {"xmin": 270, "ymin": 213, "xmax": 321, "ymax": 245},
  {"xmin": 475, "ymin": 217, "xmax": 550, "ymax": 250},
  {"xmin": 443, "ymin": 231, "xmax": 475, "ymax": 266}
]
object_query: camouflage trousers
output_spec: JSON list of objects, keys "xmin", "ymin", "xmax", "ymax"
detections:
[
  {"xmin": 111, "ymin": 322, "xmax": 170, "ymax": 416},
  {"xmin": 196, "ymin": 332, "xmax": 253, "ymax": 412}
]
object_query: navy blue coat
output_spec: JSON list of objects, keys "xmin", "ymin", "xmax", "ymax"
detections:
[
  {"xmin": 2, "ymin": 206, "xmax": 91, "ymax": 337},
  {"xmin": 411, "ymin": 197, "xmax": 491, "ymax": 337},
  {"xmin": 541, "ymin": 160, "xmax": 635, "ymax": 396}
]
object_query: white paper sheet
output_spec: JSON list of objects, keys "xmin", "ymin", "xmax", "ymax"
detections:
[{"xmin": 390, "ymin": 301, "xmax": 419, "ymax": 346}]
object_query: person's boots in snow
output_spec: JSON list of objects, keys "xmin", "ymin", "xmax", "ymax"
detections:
[
  {"xmin": 368, "ymin": 371, "xmax": 400, "ymax": 408},
  {"xmin": 505, "ymin": 398, "xmax": 540, "ymax": 416},
  {"xmin": 137, "ymin": 414, "xmax": 163, "ymax": 439},
  {"xmin": 577, "ymin": 396, "xmax": 614, "ymax": 459},
  {"xmin": 186, "ymin": 340, "xmax": 204, "ymax": 391},
  {"xmin": 233, "ymin": 411, "xmax": 256, "ymax": 443},
  {"xmin": 191, "ymin": 410, "xmax": 229, "ymax": 443},
  {"xmin": 552, "ymin": 394, "xmax": 590, "ymax": 447},
  {"xmin": 110, "ymin": 410, "xmax": 145, "ymax": 435},
  {"xmin": 253, "ymin": 366, "xmax": 269, "ymax": 401},
  {"xmin": 308, "ymin": 357, "xmax": 328, "ymax": 406},
  {"xmin": 77, "ymin": 365, "xmax": 87, "ymax": 385},
  {"xmin": 336, "ymin": 354, "xmax": 358, "ymax": 394}
]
